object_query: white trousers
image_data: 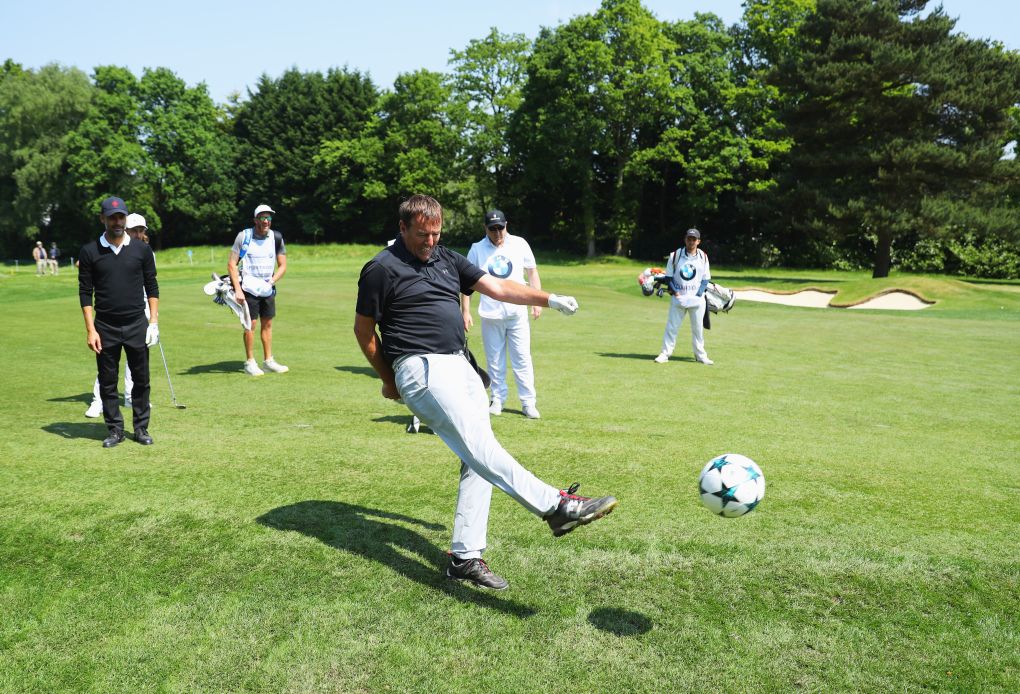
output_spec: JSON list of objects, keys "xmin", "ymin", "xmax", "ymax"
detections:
[
  {"xmin": 394, "ymin": 353, "xmax": 560, "ymax": 559},
  {"xmin": 660, "ymin": 297, "xmax": 709, "ymax": 361},
  {"xmin": 480, "ymin": 315, "xmax": 536, "ymax": 406},
  {"xmin": 91, "ymin": 368, "xmax": 133, "ymax": 403}
]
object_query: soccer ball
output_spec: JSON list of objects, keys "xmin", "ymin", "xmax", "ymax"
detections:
[{"xmin": 698, "ymin": 453, "xmax": 765, "ymax": 517}]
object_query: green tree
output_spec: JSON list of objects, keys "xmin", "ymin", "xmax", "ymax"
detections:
[
  {"xmin": 136, "ymin": 67, "xmax": 237, "ymax": 247},
  {"xmin": 65, "ymin": 65, "xmax": 148, "ymax": 229},
  {"xmin": 724, "ymin": 0, "xmax": 814, "ymax": 265},
  {"xmin": 771, "ymin": 0, "xmax": 1020, "ymax": 277},
  {"xmin": 232, "ymin": 68, "xmax": 377, "ymax": 242},
  {"xmin": 512, "ymin": 0, "xmax": 684, "ymax": 256},
  {"xmin": 315, "ymin": 70, "xmax": 466, "ymax": 240},
  {"xmin": 447, "ymin": 28, "xmax": 531, "ymax": 212},
  {"xmin": 0, "ymin": 62, "xmax": 92, "ymax": 256}
]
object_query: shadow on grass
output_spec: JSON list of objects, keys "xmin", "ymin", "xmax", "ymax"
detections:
[
  {"xmin": 257, "ymin": 500, "xmax": 536, "ymax": 618},
  {"xmin": 183, "ymin": 361, "xmax": 242, "ymax": 375},
  {"xmin": 335, "ymin": 365, "xmax": 378, "ymax": 378},
  {"xmin": 587, "ymin": 607, "xmax": 653, "ymax": 636},
  {"xmin": 43, "ymin": 421, "xmax": 107, "ymax": 440},
  {"xmin": 372, "ymin": 414, "xmax": 435, "ymax": 435},
  {"xmin": 597, "ymin": 352, "xmax": 656, "ymax": 361},
  {"xmin": 48, "ymin": 392, "xmax": 93, "ymax": 403},
  {"xmin": 598, "ymin": 352, "xmax": 696, "ymax": 363}
]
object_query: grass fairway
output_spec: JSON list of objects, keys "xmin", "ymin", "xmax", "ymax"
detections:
[{"xmin": 2, "ymin": 247, "xmax": 1018, "ymax": 692}]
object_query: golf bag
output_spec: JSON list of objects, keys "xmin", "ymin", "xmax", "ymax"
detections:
[
  {"xmin": 637, "ymin": 268, "xmax": 736, "ymax": 313},
  {"xmin": 637, "ymin": 267, "xmax": 668, "ymax": 296},
  {"xmin": 203, "ymin": 273, "xmax": 253, "ymax": 330},
  {"xmin": 704, "ymin": 282, "xmax": 736, "ymax": 313}
]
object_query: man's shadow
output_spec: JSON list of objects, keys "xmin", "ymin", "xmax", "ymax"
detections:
[
  {"xmin": 256, "ymin": 500, "xmax": 535, "ymax": 617},
  {"xmin": 598, "ymin": 352, "xmax": 662, "ymax": 361},
  {"xmin": 184, "ymin": 361, "xmax": 242, "ymax": 375},
  {"xmin": 47, "ymin": 392, "xmax": 93, "ymax": 404},
  {"xmin": 334, "ymin": 365, "xmax": 378, "ymax": 378},
  {"xmin": 42, "ymin": 422, "xmax": 107, "ymax": 440}
]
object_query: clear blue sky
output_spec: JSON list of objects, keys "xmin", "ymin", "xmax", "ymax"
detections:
[{"xmin": 3, "ymin": 1, "xmax": 1016, "ymax": 104}]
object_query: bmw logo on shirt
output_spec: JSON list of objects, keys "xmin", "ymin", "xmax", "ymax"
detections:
[
  {"xmin": 680, "ymin": 264, "xmax": 696, "ymax": 280},
  {"xmin": 488, "ymin": 256, "xmax": 513, "ymax": 278}
]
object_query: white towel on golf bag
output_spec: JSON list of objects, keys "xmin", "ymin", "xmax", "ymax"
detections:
[
  {"xmin": 240, "ymin": 274, "xmax": 274, "ymax": 298},
  {"xmin": 204, "ymin": 274, "xmax": 253, "ymax": 330}
]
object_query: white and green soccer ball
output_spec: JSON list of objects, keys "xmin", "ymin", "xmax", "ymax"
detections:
[{"xmin": 698, "ymin": 453, "xmax": 765, "ymax": 517}]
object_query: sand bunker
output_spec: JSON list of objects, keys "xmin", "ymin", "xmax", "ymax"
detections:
[
  {"xmin": 733, "ymin": 289, "xmax": 835, "ymax": 308},
  {"xmin": 846, "ymin": 291, "xmax": 933, "ymax": 310},
  {"xmin": 733, "ymin": 288, "xmax": 932, "ymax": 310}
]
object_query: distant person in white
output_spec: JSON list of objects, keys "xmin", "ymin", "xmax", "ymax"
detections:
[
  {"xmin": 227, "ymin": 204, "xmax": 288, "ymax": 376},
  {"xmin": 654, "ymin": 228, "xmax": 713, "ymax": 365},
  {"xmin": 461, "ymin": 209, "xmax": 543, "ymax": 419}
]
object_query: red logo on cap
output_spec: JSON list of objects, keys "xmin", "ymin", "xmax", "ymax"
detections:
[{"xmin": 112, "ymin": 200, "xmax": 120, "ymax": 208}]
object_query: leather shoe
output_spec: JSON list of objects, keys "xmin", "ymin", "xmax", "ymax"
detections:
[
  {"xmin": 102, "ymin": 430, "xmax": 126, "ymax": 448},
  {"xmin": 134, "ymin": 428, "xmax": 154, "ymax": 445}
]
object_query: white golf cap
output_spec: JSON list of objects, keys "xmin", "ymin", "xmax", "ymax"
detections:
[
  {"xmin": 126, "ymin": 213, "xmax": 147, "ymax": 229},
  {"xmin": 253, "ymin": 204, "xmax": 276, "ymax": 217}
]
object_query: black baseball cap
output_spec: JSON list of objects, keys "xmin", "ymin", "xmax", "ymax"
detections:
[
  {"xmin": 100, "ymin": 196, "xmax": 129, "ymax": 216},
  {"xmin": 685, "ymin": 228, "xmax": 701, "ymax": 239},
  {"xmin": 485, "ymin": 210, "xmax": 506, "ymax": 226}
]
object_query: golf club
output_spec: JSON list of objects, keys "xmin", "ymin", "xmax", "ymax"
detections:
[{"xmin": 157, "ymin": 342, "xmax": 186, "ymax": 409}]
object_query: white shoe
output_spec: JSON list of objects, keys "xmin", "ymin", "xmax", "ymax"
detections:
[
  {"xmin": 653, "ymin": 352, "xmax": 669, "ymax": 363},
  {"xmin": 85, "ymin": 400, "xmax": 102, "ymax": 418},
  {"xmin": 522, "ymin": 404, "xmax": 541, "ymax": 419},
  {"xmin": 263, "ymin": 357, "xmax": 289, "ymax": 373},
  {"xmin": 244, "ymin": 359, "xmax": 265, "ymax": 376},
  {"xmin": 697, "ymin": 357, "xmax": 714, "ymax": 365},
  {"xmin": 488, "ymin": 399, "xmax": 503, "ymax": 416}
]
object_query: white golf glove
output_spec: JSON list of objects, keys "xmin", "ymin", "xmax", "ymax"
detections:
[
  {"xmin": 548, "ymin": 294, "xmax": 579, "ymax": 315},
  {"xmin": 145, "ymin": 323, "xmax": 160, "ymax": 347}
]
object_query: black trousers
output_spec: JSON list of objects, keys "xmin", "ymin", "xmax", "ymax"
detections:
[{"xmin": 95, "ymin": 315, "xmax": 150, "ymax": 433}]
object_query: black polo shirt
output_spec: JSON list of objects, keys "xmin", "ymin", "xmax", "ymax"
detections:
[{"xmin": 357, "ymin": 236, "xmax": 485, "ymax": 364}]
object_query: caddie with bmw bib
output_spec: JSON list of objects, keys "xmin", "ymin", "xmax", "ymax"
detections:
[
  {"xmin": 227, "ymin": 204, "xmax": 289, "ymax": 376},
  {"xmin": 461, "ymin": 209, "xmax": 543, "ymax": 419},
  {"xmin": 653, "ymin": 228, "xmax": 714, "ymax": 365},
  {"xmin": 354, "ymin": 195, "xmax": 618, "ymax": 591}
]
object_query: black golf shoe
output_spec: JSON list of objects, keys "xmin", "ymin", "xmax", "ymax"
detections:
[
  {"xmin": 545, "ymin": 483, "xmax": 618, "ymax": 537},
  {"xmin": 134, "ymin": 428, "xmax": 153, "ymax": 445},
  {"xmin": 445, "ymin": 555, "xmax": 509, "ymax": 590},
  {"xmin": 102, "ymin": 430, "xmax": 126, "ymax": 448}
]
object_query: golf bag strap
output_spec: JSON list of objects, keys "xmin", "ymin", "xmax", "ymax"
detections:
[{"xmin": 238, "ymin": 228, "xmax": 254, "ymax": 262}]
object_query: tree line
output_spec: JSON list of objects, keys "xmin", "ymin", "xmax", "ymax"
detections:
[{"xmin": 2, "ymin": 0, "xmax": 1018, "ymax": 278}]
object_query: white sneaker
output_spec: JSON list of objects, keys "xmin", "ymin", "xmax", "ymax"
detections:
[
  {"xmin": 244, "ymin": 359, "xmax": 265, "ymax": 376},
  {"xmin": 85, "ymin": 400, "xmax": 102, "ymax": 418},
  {"xmin": 697, "ymin": 357, "xmax": 714, "ymax": 365},
  {"xmin": 488, "ymin": 399, "xmax": 502, "ymax": 416},
  {"xmin": 653, "ymin": 352, "xmax": 669, "ymax": 363},
  {"xmin": 263, "ymin": 357, "xmax": 289, "ymax": 373},
  {"xmin": 522, "ymin": 404, "xmax": 541, "ymax": 419}
]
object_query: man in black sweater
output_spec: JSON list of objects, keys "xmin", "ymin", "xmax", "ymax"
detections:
[{"xmin": 78, "ymin": 197, "xmax": 160, "ymax": 447}]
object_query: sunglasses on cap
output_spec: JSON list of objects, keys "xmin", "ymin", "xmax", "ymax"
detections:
[{"xmin": 487, "ymin": 224, "xmax": 506, "ymax": 232}]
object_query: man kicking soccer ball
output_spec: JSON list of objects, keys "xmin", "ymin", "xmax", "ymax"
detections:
[{"xmin": 354, "ymin": 194, "xmax": 618, "ymax": 590}]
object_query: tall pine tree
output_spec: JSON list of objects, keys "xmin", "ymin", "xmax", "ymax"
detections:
[{"xmin": 772, "ymin": 0, "xmax": 1020, "ymax": 277}]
